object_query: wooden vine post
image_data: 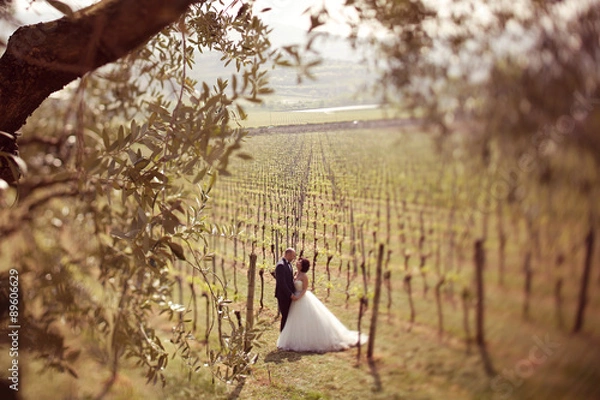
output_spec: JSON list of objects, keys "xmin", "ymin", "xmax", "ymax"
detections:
[
  {"xmin": 404, "ymin": 272, "xmax": 416, "ymax": 331},
  {"xmin": 326, "ymin": 254, "xmax": 333, "ymax": 299},
  {"xmin": 203, "ymin": 292, "xmax": 210, "ymax": 347},
  {"xmin": 211, "ymin": 234, "xmax": 217, "ymax": 285},
  {"xmin": 497, "ymin": 203, "xmax": 507, "ymax": 286},
  {"xmin": 367, "ymin": 244, "xmax": 385, "ymax": 361},
  {"xmin": 384, "ymin": 270, "xmax": 392, "ymax": 317},
  {"xmin": 189, "ymin": 282, "xmax": 198, "ymax": 333},
  {"xmin": 356, "ymin": 295, "xmax": 368, "ymax": 363},
  {"xmin": 573, "ymin": 226, "xmax": 596, "ymax": 333},
  {"xmin": 312, "ymin": 251, "xmax": 319, "ymax": 293},
  {"xmin": 233, "ymin": 236, "xmax": 239, "ymax": 296},
  {"xmin": 434, "ymin": 275, "xmax": 445, "ymax": 338},
  {"xmin": 176, "ymin": 263, "xmax": 184, "ymax": 324},
  {"xmin": 522, "ymin": 251, "xmax": 532, "ymax": 321},
  {"xmin": 259, "ymin": 268, "xmax": 265, "ymax": 311},
  {"xmin": 345, "ymin": 261, "xmax": 351, "ymax": 308},
  {"xmin": 418, "ymin": 211, "xmax": 429, "ymax": 297},
  {"xmin": 383, "ymin": 248, "xmax": 392, "ymax": 315},
  {"xmin": 245, "ymin": 253, "xmax": 257, "ymax": 352},
  {"xmin": 554, "ymin": 254, "xmax": 565, "ymax": 329},
  {"xmin": 474, "ymin": 239, "xmax": 495, "ymax": 376}
]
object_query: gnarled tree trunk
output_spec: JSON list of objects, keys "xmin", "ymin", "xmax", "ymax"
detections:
[{"xmin": 0, "ymin": 0, "xmax": 202, "ymax": 184}]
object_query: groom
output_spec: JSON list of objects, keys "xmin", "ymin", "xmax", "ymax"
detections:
[{"xmin": 274, "ymin": 248, "xmax": 298, "ymax": 331}]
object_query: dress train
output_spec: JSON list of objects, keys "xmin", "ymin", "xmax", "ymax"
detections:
[{"xmin": 277, "ymin": 281, "xmax": 368, "ymax": 352}]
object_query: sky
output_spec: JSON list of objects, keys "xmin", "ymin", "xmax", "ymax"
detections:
[
  {"xmin": 1, "ymin": 0, "xmax": 358, "ymax": 59},
  {"xmin": 12, "ymin": 0, "xmax": 93, "ymax": 22},
  {"xmin": 6, "ymin": 0, "xmax": 349, "ymax": 34},
  {"xmin": 254, "ymin": 0, "xmax": 352, "ymax": 35}
]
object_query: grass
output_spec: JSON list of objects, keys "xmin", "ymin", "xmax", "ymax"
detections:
[
  {"xmin": 237, "ymin": 106, "xmax": 400, "ymax": 128},
  {"xmin": 4, "ymin": 122, "xmax": 600, "ymax": 400},
  {"xmin": 14, "ymin": 268, "xmax": 600, "ymax": 400},
  {"xmin": 197, "ymin": 126, "xmax": 600, "ymax": 400},
  {"xmin": 206, "ymin": 295, "xmax": 490, "ymax": 400}
]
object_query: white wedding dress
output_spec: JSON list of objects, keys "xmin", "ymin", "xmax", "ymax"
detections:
[{"xmin": 277, "ymin": 280, "xmax": 368, "ymax": 352}]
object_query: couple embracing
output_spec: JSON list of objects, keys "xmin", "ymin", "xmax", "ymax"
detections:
[{"xmin": 274, "ymin": 248, "xmax": 368, "ymax": 352}]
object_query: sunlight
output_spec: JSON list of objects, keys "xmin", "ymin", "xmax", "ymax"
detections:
[
  {"xmin": 13, "ymin": 0, "xmax": 95, "ymax": 22},
  {"xmin": 254, "ymin": 0, "xmax": 356, "ymax": 43}
]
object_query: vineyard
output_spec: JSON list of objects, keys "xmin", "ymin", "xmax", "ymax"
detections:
[
  {"xmin": 2, "ymin": 2, "xmax": 599, "ymax": 400},
  {"xmin": 10, "ymin": 119, "xmax": 600, "ymax": 400},
  {"xmin": 198, "ymin": 120, "xmax": 600, "ymax": 399}
]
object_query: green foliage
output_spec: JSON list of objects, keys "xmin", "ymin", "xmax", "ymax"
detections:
[
  {"xmin": 2, "ymin": 0, "xmax": 598, "ymax": 397},
  {"xmin": 205, "ymin": 124, "xmax": 600, "ymax": 399},
  {"xmin": 0, "ymin": 1, "xmax": 293, "ymax": 395},
  {"xmin": 329, "ymin": 0, "xmax": 600, "ymax": 187}
]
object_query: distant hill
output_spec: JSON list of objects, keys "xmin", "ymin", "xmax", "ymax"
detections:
[{"xmin": 189, "ymin": 24, "xmax": 380, "ymax": 112}]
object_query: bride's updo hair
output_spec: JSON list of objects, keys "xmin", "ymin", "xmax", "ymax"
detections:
[{"xmin": 299, "ymin": 258, "xmax": 310, "ymax": 273}]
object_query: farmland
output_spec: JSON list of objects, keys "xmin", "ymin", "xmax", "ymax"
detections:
[
  {"xmin": 199, "ymin": 118, "xmax": 600, "ymax": 399},
  {"xmin": 9, "ymin": 116, "xmax": 600, "ymax": 400},
  {"xmin": 2, "ymin": 2, "xmax": 599, "ymax": 399}
]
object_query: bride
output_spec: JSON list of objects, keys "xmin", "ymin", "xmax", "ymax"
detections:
[{"xmin": 276, "ymin": 257, "xmax": 368, "ymax": 352}]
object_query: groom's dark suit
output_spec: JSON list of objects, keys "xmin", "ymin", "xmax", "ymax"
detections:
[{"xmin": 274, "ymin": 257, "xmax": 295, "ymax": 332}]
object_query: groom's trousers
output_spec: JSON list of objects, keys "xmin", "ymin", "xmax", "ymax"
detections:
[{"xmin": 279, "ymin": 297, "xmax": 292, "ymax": 332}]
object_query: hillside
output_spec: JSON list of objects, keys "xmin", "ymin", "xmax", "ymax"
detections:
[{"xmin": 189, "ymin": 29, "xmax": 380, "ymax": 113}]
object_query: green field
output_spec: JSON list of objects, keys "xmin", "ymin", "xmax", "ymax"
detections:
[
  {"xmin": 198, "ymin": 124, "xmax": 599, "ymax": 399},
  {"xmin": 237, "ymin": 105, "xmax": 399, "ymax": 128},
  {"xmin": 9, "ymin": 122, "xmax": 600, "ymax": 400}
]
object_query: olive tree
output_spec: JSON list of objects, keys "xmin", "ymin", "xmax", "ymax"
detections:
[
  {"xmin": 331, "ymin": 0, "xmax": 600, "ymax": 177},
  {"xmin": 0, "ymin": 0, "xmax": 284, "ymax": 396},
  {"xmin": 2, "ymin": 0, "xmax": 597, "ymax": 396},
  {"xmin": 327, "ymin": 0, "xmax": 600, "ymax": 335}
]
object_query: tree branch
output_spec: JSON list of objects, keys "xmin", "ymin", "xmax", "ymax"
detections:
[
  {"xmin": 0, "ymin": 186, "xmax": 83, "ymax": 238},
  {"xmin": 0, "ymin": 0, "xmax": 203, "ymax": 183}
]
